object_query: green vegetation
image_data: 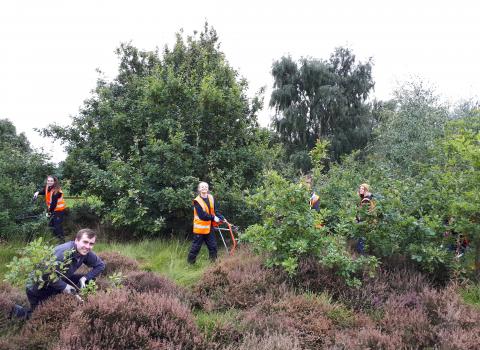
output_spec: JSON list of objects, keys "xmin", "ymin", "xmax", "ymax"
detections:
[
  {"xmin": 94, "ymin": 239, "xmax": 212, "ymax": 286},
  {"xmin": 1, "ymin": 21, "xmax": 480, "ymax": 350},
  {"xmin": 0, "ymin": 119, "xmax": 53, "ymax": 241}
]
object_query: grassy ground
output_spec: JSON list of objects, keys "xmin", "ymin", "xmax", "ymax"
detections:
[
  {"xmin": 0, "ymin": 238, "xmax": 218, "ymax": 288},
  {"xmin": 91, "ymin": 239, "xmax": 214, "ymax": 287}
]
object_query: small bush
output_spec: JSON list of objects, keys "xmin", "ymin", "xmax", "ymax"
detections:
[
  {"xmin": 0, "ymin": 283, "xmax": 28, "ymax": 338},
  {"xmin": 221, "ymin": 332, "xmax": 301, "ymax": 350},
  {"xmin": 334, "ymin": 327, "xmax": 404, "ymax": 350},
  {"xmin": 124, "ymin": 271, "xmax": 192, "ymax": 304},
  {"xmin": 381, "ymin": 293, "xmax": 435, "ymax": 348},
  {"xmin": 97, "ymin": 251, "xmax": 140, "ymax": 275},
  {"xmin": 194, "ymin": 248, "xmax": 287, "ymax": 310},
  {"xmin": 16, "ymin": 293, "xmax": 79, "ymax": 350},
  {"xmin": 55, "ymin": 289, "xmax": 204, "ymax": 350},
  {"xmin": 0, "ymin": 283, "xmax": 26, "ymax": 317},
  {"xmin": 337, "ymin": 267, "xmax": 430, "ymax": 311}
]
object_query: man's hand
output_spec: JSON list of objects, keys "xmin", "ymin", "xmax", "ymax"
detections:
[
  {"xmin": 214, "ymin": 216, "xmax": 220, "ymax": 223},
  {"xmin": 63, "ymin": 284, "xmax": 76, "ymax": 294},
  {"xmin": 33, "ymin": 191, "xmax": 39, "ymax": 199},
  {"xmin": 79, "ymin": 276, "xmax": 87, "ymax": 289}
]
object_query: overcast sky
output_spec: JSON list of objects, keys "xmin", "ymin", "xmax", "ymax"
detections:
[{"xmin": 1, "ymin": 0, "xmax": 479, "ymax": 163}]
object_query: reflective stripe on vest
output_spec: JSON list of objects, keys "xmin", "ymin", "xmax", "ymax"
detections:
[
  {"xmin": 45, "ymin": 186, "xmax": 66, "ymax": 212},
  {"xmin": 193, "ymin": 194, "xmax": 215, "ymax": 234}
]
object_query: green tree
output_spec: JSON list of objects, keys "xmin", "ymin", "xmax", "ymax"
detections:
[
  {"xmin": 270, "ymin": 47, "xmax": 374, "ymax": 168},
  {"xmin": 243, "ymin": 171, "xmax": 377, "ymax": 285},
  {"xmin": 369, "ymin": 82, "xmax": 448, "ymax": 176},
  {"xmin": 43, "ymin": 24, "xmax": 277, "ymax": 236},
  {"xmin": 0, "ymin": 119, "xmax": 53, "ymax": 240}
]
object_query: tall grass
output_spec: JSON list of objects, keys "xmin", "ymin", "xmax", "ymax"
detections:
[
  {"xmin": 0, "ymin": 242, "xmax": 23, "ymax": 279},
  {"xmin": 459, "ymin": 283, "xmax": 480, "ymax": 308},
  {"xmin": 94, "ymin": 239, "xmax": 213, "ymax": 286},
  {"xmin": 0, "ymin": 238, "xmax": 216, "ymax": 287}
]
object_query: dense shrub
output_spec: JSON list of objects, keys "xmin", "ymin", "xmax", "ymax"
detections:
[
  {"xmin": 16, "ymin": 294, "xmax": 79, "ymax": 350},
  {"xmin": 55, "ymin": 289, "xmax": 203, "ymax": 350},
  {"xmin": 96, "ymin": 251, "xmax": 139, "ymax": 275},
  {"xmin": 124, "ymin": 271, "xmax": 192, "ymax": 304},
  {"xmin": 221, "ymin": 332, "xmax": 301, "ymax": 350},
  {"xmin": 381, "ymin": 293, "xmax": 435, "ymax": 347},
  {"xmin": 0, "ymin": 283, "xmax": 26, "ymax": 316},
  {"xmin": 193, "ymin": 248, "xmax": 287, "ymax": 310},
  {"xmin": 244, "ymin": 170, "xmax": 378, "ymax": 285},
  {"xmin": 334, "ymin": 327, "xmax": 403, "ymax": 350}
]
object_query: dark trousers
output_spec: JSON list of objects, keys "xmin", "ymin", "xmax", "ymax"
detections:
[
  {"xmin": 187, "ymin": 232, "xmax": 217, "ymax": 264},
  {"xmin": 26, "ymin": 274, "xmax": 82, "ymax": 313},
  {"xmin": 11, "ymin": 274, "xmax": 82, "ymax": 319},
  {"xmin": 48, "ymin": 211, "xmax": 65, "ymax": 242}
]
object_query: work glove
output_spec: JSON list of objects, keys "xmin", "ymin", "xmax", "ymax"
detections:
[
  {"xmin": 33, "ymin": 192, "xmax": 39, "ymax": 200},
  {"xmin": 214, "ymin": 216, "xmax": 220, "ymax": 223},
  {"xmin": 63, "ymin": 284, "xmax": 76, "ymax": 294},
  {"xmin": 46, "ymin": 212, "xmax": 51, "ymax": 218},
  {"xmin": 79, "ymin": 276, "xmax": 87, "ymax": 289}
]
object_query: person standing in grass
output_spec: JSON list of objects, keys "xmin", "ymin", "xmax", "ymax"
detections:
[
  {"xmin": 187, "ymin": 182, "xmax": 224, "ymax": 264},
  {"xmin": 33, "ymin": 175, "xmax": 67, "ymax": 242}
]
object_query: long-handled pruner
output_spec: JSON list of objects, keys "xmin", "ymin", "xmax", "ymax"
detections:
[{"xmin": 214, "ymin": 221, "xmax": 238, "ymax": 256}]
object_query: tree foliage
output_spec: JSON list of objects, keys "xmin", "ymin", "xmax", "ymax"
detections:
[
  {"xmin": 43, "ymin": 24, "xmax": 279, "ymax": 236},
  {"xmin": 0, "ymin": 119, "xmax": 53, "ymax": 240},
  {"xmin": 270, "ymin": 47, "xmax": 374, "ymax": 168},
  {"xmin": 243, "ymin": 170, "xmax": 378, "ymax": 286},
  {"xmin": 309, "ymin": 84, "xmax": 480, "ymax": 280}
]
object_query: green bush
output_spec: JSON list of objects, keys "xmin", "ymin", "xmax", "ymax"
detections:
[
  {"xmin": 0, "ymin": 119, "xmax": 53, "ymax": 241},
  {"xmin": 243, "ymin": 171, "xmax": 377, "ymax": 285}
]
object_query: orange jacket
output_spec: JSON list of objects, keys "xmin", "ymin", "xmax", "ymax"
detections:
[
  {"xmin": 193, "ymin": 194, "xmax": 215, "ymax": 234},
  {"xmin": 45, "ymin": 186, "xmax": 66, "ymax": 212}
]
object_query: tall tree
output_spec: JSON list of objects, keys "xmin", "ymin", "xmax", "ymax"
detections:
[
  {"xmin": 270, "ymin": 47, "xmax": 374, "ymax": 167},
  {"xmin": 0, "ymin": 119, "xmax": 53, "ymax": 239},
  {"xmin": 43, "ymin": 24, "xmax": 272, "ymax": 236}
]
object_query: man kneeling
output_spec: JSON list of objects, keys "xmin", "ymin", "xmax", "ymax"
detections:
[{"xmin": 12, "ymin": 228, "xmax": 105, "ymax": 318}]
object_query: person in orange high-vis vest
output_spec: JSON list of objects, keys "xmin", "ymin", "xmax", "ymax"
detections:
[
  {"xmin": 33, "ymin": 175, "xmax": 67, "ymax": 242},
  {"xmin": 355, "ymin": 183, "xmax": 373, "ymax": 254},
  {"xmin": 187, "ymin": 182, "xmax": 224, "ymax": 264}
]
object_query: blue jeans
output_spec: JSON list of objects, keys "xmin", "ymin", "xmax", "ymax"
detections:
[{"xmin": 356, "ymin": 237, "xmax": 366, "ymax": 254}]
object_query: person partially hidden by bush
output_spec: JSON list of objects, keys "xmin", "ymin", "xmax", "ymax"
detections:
[
  {"xmin": 11, "ymin": 228, "xmax": 105, "ymax": 319},
  {"xmin": 304, "ymin": 175, "xmax": 320, "ymax": 212},
  {"xmin": 187, "ymin": 181, "xmax": 225, "ymax": 264},
  {"xmin": 443, "ymin": 217, "xmax": 469, "ymax": 259},
  {"xmin": 355, "ymin": 183, "xmax": 374, "ymax": 254},
  {"xmin": 33, "ymin": 175, "xmax": 68, "ymax": 242}
]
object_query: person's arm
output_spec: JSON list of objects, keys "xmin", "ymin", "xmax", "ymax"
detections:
[
  {"xmin": 33, "ymin": 187, "xmax": 46, "ymax": 199},
  {"xmin": 194, "ymin": 201, "xmax": 215, "ymax": 221},
  {"xmin": 214, "ymin": 199, "xmax": 225, "ymax": 221},
  {"xmin": 83, "ymin": 252, "xmax": 105, "ymax": 281}
]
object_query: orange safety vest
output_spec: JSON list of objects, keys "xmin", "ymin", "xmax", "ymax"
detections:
[
  {"xmin": 309, "ymin": 193, "xmax": 320, "ymax": 208},
  {"xmin": 193, "ymin": 194, "xmax": 215, "ymax": 234},
  {"xmin": 45, "ymin": 186, "xmax": 66, "ymax": 212}
]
